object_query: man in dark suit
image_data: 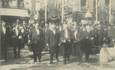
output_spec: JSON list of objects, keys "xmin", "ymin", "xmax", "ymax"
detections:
[
  {"xmin": 1, "ymin": 21, "xmax": 8, "ymax": 60},
  {"xmin": 77, "ymin": 36, "xmax": 94, "ymax": 62},
  {"xmin": 61, "ymin": 39, "xmax": 71, "ymax": 64},
  {"xmin": 30, "ymin": 25, "xmax": 39, "ymax": 62},
  {"xmin": 30, "ymin": 25, "xmax": 45, "ymax": 62},
  {"xmin": 54, "ymin": 26, "xmax": 61, "ymax": 62},
  {"xmin": 36, "ymin": 27, "xmax": 45, "ymax": 62},
  {"xmin": 47, "ymin": 24, "xmax": 59, "ymax": 64},
  {"xmin": 0, "ymin": 23, "xmax": 1, "ymax": 59}
]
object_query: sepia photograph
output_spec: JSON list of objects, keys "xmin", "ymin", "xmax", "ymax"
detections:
[{"xmin": 0, "ymin": 0, "xmax": 115, "ymax": 70}]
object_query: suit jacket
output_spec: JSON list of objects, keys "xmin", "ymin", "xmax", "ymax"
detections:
[
  {"xmin": 47, "ymin": 29, "xmax": 56, "ymax": 50},
  {"xmin": 31, "ymin": 28, "xmax": 39, "ymax": 44},
  {"xmin": 55, "ymin": 29, "xmax": 61, "ymax": 45}
]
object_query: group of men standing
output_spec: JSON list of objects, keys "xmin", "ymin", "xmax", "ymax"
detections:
[
  {"xmin": 1, "ymin": 19, "xmax": 114, "ymax": 64},
  {"xmin": 1, "ymin": 20, "xmax": 28, "ymax": 60}
]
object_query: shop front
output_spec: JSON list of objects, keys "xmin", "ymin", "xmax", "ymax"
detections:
[{"xmin": 0, "ymin": 0, "xmax": 30, "ymax": 60}]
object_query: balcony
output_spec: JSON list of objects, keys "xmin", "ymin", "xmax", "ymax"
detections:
[{"xmin": 0, "ymin": 8, "xmax": 29, "ymax": 17}]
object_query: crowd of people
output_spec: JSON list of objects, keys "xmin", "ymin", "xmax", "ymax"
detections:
[{"xmin": 1, "ymin": 18, "xmax": 114, "ymax": 64}]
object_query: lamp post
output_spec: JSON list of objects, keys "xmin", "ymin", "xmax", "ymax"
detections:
[
  {"xmin": 96, "ymin": 0, "xmax": 98, "ymax": 22},
  {"xmin": 44, "ymin": 0, "xmax": 47, "ymax": 25},
  {"xmin": 30, "ymin": 0, "xmax": 36, "ymax": 24},
  {"xmin": 85, "ymin": 0, "xmax": 92, "ymax": 18},
  {"xmin": 109, "ymin": 0, "xmax": 112, "ymax": 25},
  {"xmin": 0, "ymin": 16, "xmax": 1, "ymax": 59},
  {"xmin": 61, "ymin": 0, "xmax": 64, "ymax": 24}
]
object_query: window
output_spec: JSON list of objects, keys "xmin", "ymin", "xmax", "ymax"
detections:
[
  {"xmin": 0, "ymin": 0, "xmax": 2, "ymax": 7},
  {"xmin": 17, "ymin": 0, "xmax": 24, "ymax": 8},
  {"xmin": 9, "ymin": 0, "xmax": 17, "ymax": 8},
  {"xmin": 81, "ymin": 0, "xmax": 86, "ymax": 11},
  {"xmin": 81, "ymin": 0, "xmax": 86, "ymax": 7},
  {"xmin": 1, "ymin": 0, "xmax": 10, "ymax": 8},
  {"xmin": 105, "ymin": 0, "xmax": 109, "ymax": 6},
  {"xmin": 1, "ymin": 0, "xmax": 24, "ymax": 8}
]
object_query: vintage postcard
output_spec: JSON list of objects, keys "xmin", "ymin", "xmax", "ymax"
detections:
[{"xmin": 0, "ymin": 0, "xmax": 115, "ymax": 70}]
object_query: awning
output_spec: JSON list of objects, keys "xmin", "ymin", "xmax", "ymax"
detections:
[{"xmin": 0, "ymin": 8, "xmax": 29, "ymax": 17}]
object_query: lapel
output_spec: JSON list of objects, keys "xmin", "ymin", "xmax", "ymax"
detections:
[
  {"xmin": 2, "ymin": 25, "xmax": 6, "ymax": 35},
  {"xmin": 15, "ymin": 25, "xmax": 19, "ymax": 36}
]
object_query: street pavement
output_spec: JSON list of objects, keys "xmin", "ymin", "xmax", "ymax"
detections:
[
  {"xmin": 0, "ymin": 61, "xmax": 115, "ymax": 70},
  {"xmin": 0, "ymin": 49, "xmax": 115, "ymax": 70}
]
